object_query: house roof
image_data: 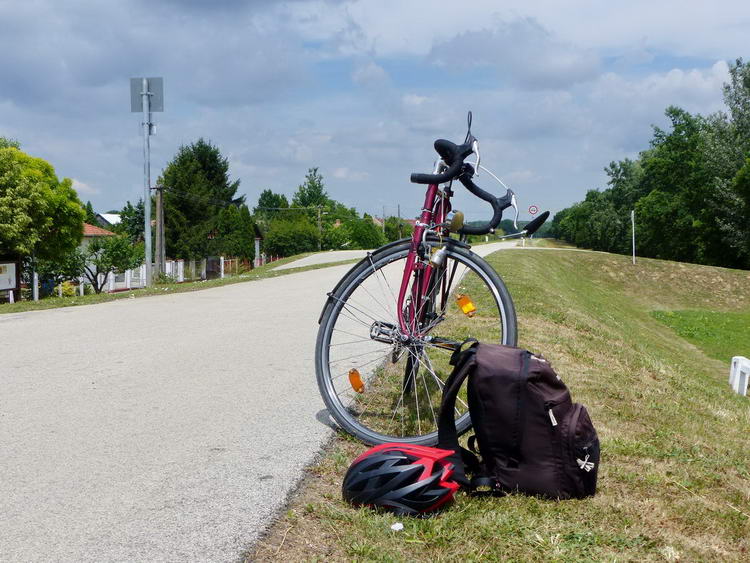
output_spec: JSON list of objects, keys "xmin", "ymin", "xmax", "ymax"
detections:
[
  {"xmin": 83, "ymin": 223, "xmax": 116, "ymax": 237},
  {"xmin": 98, "ymin": 213, "xmax": 121, "ymax": 226}
]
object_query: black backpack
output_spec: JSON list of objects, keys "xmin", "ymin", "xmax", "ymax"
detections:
[{"xmin": 438, "ymin": 342, "xmax": 600, "ymax": 499}]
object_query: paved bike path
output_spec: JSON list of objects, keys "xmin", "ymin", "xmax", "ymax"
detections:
[{"xmin": 0, "ymin": 241, "xmax": 514, "ymax": 562}]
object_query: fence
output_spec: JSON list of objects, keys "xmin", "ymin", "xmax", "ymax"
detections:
[
  {"xmin": 15, "ymin": 256, "xmax": 257, "ymax": 302},
  {"xmin": 74, "ymin": 257, "xmax": 246, "ymax": 296}
]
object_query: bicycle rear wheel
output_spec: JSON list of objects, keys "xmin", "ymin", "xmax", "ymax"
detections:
[{"xmin": 315, "ymin": 241, "xmax": 516, "ymax": 445}]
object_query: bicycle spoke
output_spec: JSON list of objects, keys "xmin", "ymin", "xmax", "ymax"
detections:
[
  {"xmin": 330, "ymin": 294, "xmax": 385, "ymax": 327},
  {"xmin": 417, "ymin": 351, "xmax": 439, "ymax": 431},
  {"xmin": 359, "ymin": 279, "xmax": 398, "ymax": 325},
  {"xmin": 316, "ymin": 242, "xmax": 515, "ymax": 444},
  {"xmin": 368, "ymin": 253, "xmax": 399, "ymax": 316},
  {"xmin": 332, "ymin": 350, "xmax": 392, "ymax": 380},
  {"xmin": 328, "ymin": 338, "xmax": 376, "ymax": 347},
  {"xmin": 332, "ymin": 327, "xmax": 370, "ymax": 340},
  {"xmin": 407, "ymin": 345, "xmax": 469, "ymax": 412}
]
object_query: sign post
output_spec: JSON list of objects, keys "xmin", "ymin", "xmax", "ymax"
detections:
[
  {"xmin": 524, "ymin": 205, "xmax": 539, "ymax": 246},
  {"xmin": 0, "ymin": 260, "xmax": 20, "ymax": 303},
  {"xmin": 130, "ymin": 77, "xmax": 164, "ymax": 287}
]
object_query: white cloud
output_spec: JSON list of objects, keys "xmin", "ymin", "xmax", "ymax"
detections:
[
  {"xmin": 72, "ymin": 179, "xmax": 100, "ymax": 195},
  {"xmin": 0, "ymin": 0, "xmax": 745, "ymax": 220},
  {"xmin": 352, "ymin": 62, "xmax": 389, "ymax": 86},
  {"xmin": 332, "ymin": 167, "xmax": 369, "ymax": 180},
  {"xmin": 402, "ymin": 94, "xmax": 427, "ymax": 107},
  {"xmin": 429, "ymin": 18, "xmax": 600, "ymax": 89}
]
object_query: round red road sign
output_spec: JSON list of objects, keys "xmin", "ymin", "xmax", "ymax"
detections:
[{"xmin": 528, "ymin": 205, "xmax": 539, "ymax": 215}]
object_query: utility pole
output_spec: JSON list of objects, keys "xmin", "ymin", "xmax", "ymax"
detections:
[
  {"xmin": 382, "ymin": 205, "xmax": 386, "ymax": 234},
  {"xmin": 131, "ymin": 77, "xmax": 163, "ymax": 286},
  {"xmin": 397, "ymin": 204, "xmax": 401, "ymax": 239},
  {"xmin": 141, "ymin": 78, "xmax": 153, "ymax": 285},
  {"xmin": 155, "ymin": 184, "xmax": 166, "ymax": 275},
  {"xmin": 631, "ymin": 209, "xmax": 636, "ymax": 265},
  {"xmin": 317, "ymin": 206, "xmax": 323, "ymax": 251}
]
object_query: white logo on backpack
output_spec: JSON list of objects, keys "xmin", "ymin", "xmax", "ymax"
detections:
[{"xmin": 577, "ymin": 454, "xmax": 595, "ymax": 472}]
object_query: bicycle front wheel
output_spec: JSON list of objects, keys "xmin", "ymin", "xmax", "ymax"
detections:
[{"xmin": 315, "ymin": 241, "xmax": 517, "ymax": 445}]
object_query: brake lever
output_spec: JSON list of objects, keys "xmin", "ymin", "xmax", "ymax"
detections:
[
  {"xmin": 471, "ymin": 139, "xmax": 480, "ymax": 176},
  {"xmin": 510, "ymin": 192, "xmax": 519, "ymax": 230}
]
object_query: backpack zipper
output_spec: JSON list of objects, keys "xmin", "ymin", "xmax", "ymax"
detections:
[
  {"xmin": 548, "ymin": 408, "xmax": 558, "ymax": 426},
  {"xmin": 545, "ymin": 401, "xmax": 558, "ymax": 427}
]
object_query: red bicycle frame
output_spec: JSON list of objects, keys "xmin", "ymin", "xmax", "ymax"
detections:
[{"xmin": 395, "ymin": 182, "xmax": 452, "ymax": 337}]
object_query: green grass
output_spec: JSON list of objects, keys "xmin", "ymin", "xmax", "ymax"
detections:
[
  {"xmin": 0, "ymin": 254, "xmax": 359, "ymax": 315},
  {"xmin": 652, "ymin": 310, "xmax": 750, "ymax": 363},
  {"xmin": 516, "ymin": 237, "xmax": 575, "ymax": 248},
  {"xmin": 251, "ymin": 249, "xmax": 750, "ymax": 562}
]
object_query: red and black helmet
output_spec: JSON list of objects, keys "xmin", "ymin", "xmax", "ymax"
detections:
[{"xmin": 342, "ymin": 443, "xmax": 460, "ymax": 515}]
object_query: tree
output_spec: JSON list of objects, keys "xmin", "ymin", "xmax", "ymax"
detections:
[
  {"xmin": 713, "ymin": 158, "xmax": 750, "ymax": 266},
  {"xmin": 83, "ymin": 201, "xmax": 97, "ymax": 224},
  {"xmin": 604, "ymin": 158, "xmax": 646, "ymax": 210},
  {"xmin": 347, "ymin": 214, "xmax": 386, "ymax": 249},
  {"xmin": 82, "ymin": 236, "xmax": 144, "ymax": 293},
  {"xmin": 160, "ymin": 138, "xmax": 244, "ymax": 259},
  {"xmin": 723, "ymin": 58, "xmax": 750, "ymax": 152},
  {"xmin": 116, "ymin": 199, "xmax": 145, "ymax": 243},
  {"xmin": 0, "ymin": 136, "xmax": 20, "ymax": 149},
  {"xmin": 0, "ymin": 147, "xmax": 84, "ymax": 260},
  {"xmin": 292, "ymin": 167, "xmax": 329, "ymax": 209},
  {"xmin": 209, "ymin": 204, "xmax": 256, "ymax": 260},
  {"xmin": 36, "ymin": 250, "xmax": 85, "ymax": 292},
  {"xmin": 500, "ymin": 219, "xmax": 520, "ymax": 236},
  {"xmin": 253, "ymin": 189, "xmax": 289, "ymax": 223},
  {"xmin": 263, "ymin": 217, "xmax": 320, "ymax": 257},
  {"xmin": 384, "ymin": 216, "xmax": 414, "ymax": 242},
  {"xmin": 322, "ymin": 223, "xmax": 351, "ymax": 250}
]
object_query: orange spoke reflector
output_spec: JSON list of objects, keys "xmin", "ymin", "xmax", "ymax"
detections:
[
  {"xmin": 456, "ymin": 294, "xmax": 476, "ymax": 317},
  {"xmin": 349, "ymin": 369, "xmax": 365, "ymax": 393}
]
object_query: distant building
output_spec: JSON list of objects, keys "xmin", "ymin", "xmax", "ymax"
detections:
[
  {"xmin": 80, "ymin": 223, "xmax": 116, "ymax": 249},
  {"xmin": 96, "ymin": 213, "xmax": 121, "ymax": 229}
]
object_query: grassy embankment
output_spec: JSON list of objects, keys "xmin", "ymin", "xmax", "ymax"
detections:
[
  {"xmin": 0, "ymin": 253, "xmax": 359, "ymax": 315},
  {"xmin": 251, "ymin": 248, "xmax": 750, "ymax": 561}
]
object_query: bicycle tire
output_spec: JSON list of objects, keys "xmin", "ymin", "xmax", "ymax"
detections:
[{"xmin": 315, "ymin": 241, "xmax": 517, "ymax": 445}]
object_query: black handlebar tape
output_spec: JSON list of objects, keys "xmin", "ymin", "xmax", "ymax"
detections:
[
  {"xmin": 523, "ymin": 211, "xmax": 550, "ymax": 236},
  {"xmin": 410, "ymin": 159, "xmax": 464, "ymax": 185},
  {"xmin": 457, "ymin": 172, "xmax": 514, "ymax": 236}
]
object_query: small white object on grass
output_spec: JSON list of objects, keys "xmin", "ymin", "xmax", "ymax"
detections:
[
  {"xmin": 390, "ymin": 522, "xmax": 404, "ymax": 531},
  {"xmin": 729, "ymin": 356, "xmax": 749, "ymax": 396}
]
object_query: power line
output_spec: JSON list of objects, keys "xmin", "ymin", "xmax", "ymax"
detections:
[{"xmin": 161, "ymin": 187, "xmax": 242, "ymax": 208}]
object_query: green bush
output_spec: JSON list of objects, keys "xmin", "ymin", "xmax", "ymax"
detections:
[
  {"xmin": 345, "ymin": 215, "xmax": 386, "ymax": 249},
  {"xmin": 264, "ymin": 217, "xmax": 320, "ymax": 257}
]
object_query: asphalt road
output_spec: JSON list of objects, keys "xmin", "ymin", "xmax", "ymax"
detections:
[
  {"xmin": 0, "ymin": 241, "xmax": 514, "ymax": 562},
  {"xmin": 272, "ymin": 249, "xmax": 368, "ymax": 271}
]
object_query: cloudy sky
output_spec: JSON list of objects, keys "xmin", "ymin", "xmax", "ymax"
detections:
[{"xmin": 1, "ymin": 0, "xmax": 748, "ymax": 221}]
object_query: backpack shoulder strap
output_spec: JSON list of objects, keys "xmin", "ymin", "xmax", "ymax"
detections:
[
  {"xmin": 437, "ymin": 341, "xmax": 478, "ymax": 489},
  {"xmin": 507, "ymin": 349, "xmax": 531, "ymax": 467}
]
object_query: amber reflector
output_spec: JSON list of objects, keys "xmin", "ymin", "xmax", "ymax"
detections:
[
  {"xmin": 456, "ymin": 294, "xmax": 476, "ymax": 317},
  {"xmin": 349, "ymin": 369, "xmax": 365, "ymax": 393}
]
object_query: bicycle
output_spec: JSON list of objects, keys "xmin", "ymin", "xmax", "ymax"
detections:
[{"xmin": 315, "ymin": 113, "xmax": 549, "ymax": 445}]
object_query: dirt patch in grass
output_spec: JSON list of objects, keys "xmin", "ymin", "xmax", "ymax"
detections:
[{"xmin": 250, "ymin": 249, "xmax": 750, "ymax": 561}]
